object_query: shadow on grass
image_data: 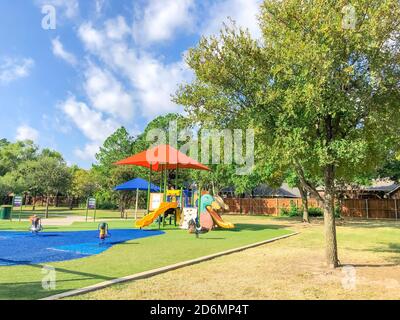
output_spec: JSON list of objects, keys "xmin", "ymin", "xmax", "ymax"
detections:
[
  {"xmin": 221, "ymin": 223, "xmax": 288, "ymax": 232},
  {"xmin": 338, "ymin": 219, "xmax": 400, "ymax": 229},
  {"xmin": 0, "ymin": 262, "xmax": 115, "ymax": 300},
  {"xmin": 348, "ymin": 242, "xmax": 400, "ymax": 265},
  {"xmin": 346, "ymin": 263, "xmax": 398, "ymax": 268}
]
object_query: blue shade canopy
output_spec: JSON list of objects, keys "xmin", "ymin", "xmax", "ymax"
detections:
[{"xmin": 114, "ymin": 178, "xmax": 160, "ymax": 192}]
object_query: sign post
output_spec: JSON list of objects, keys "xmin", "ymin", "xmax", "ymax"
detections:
[
  {"xmin": 87, "ymin": 197, "xmax": 97, "ymax": 222},
  {"xmin": 13, "ymin": 195, "xmax": 23, "ymax": 222}
]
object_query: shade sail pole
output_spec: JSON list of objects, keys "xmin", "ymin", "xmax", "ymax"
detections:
[
  {"xmin": 197, "ymin": 187, "xmax": 201, "ymax": 229},
  {"xmin": 135, "ymin": 188, "xmax": 139, "ymax": 220},
  {"xmin": 147, "ymin": 163, "xmax": 153, "ymax": 214},
  {"xmin": 175, "ymin": 164, "xmax": 179, "ymax": 190},
  {"xmin": 163, "ymin": 164, "xmax": 167, "ymax": 202}
]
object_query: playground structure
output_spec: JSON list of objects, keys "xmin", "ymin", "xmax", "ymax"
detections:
[{"xmin": 115, "ymin": 144, "xmax": 234, "ymax": 232}]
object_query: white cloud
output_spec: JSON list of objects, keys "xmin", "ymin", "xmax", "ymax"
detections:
[
  {"xmin": 52, "ymin": 37, "xmax": 78, "ymax": 65},
  {"xmin": 84, "ymin": 64, "xmax": 135, "ymax": 119},
  {"xmin": 35, "ymin": 0, "xmax": 79, "ymax": 19},
  {"xmin": 133, "ymin": 0, "xmax": 195, "ymax": 44},
  {"xmin": 202, "ymin": 0, "xmax": 262, "ymax": 39},
  {"xmin": 15, "ymin": 125, "xmax": 39, "ymax": 143},
  {"xmin": 95, "ymin": 0, "xmax": 107, "ymax": 15},
  {"xmin": 61, "ymin": 96, "xmax": 119, "ymax": 142},
  {"xmin": 105, "ymin": 16, "xmax": 131, "ymax": 40},
  {"xmin": 78, "ymin": 18, "xmax": 191, "ymax": 119},
  {"xmin": 0, "ymin": 57, "xmax": 34, "ymax": 85},
  {"xmin": 78, "ymin": 22, "xmax": 105, "ymax": 52},
  {"xmin": 132, "ymin": 54, "xmax": 190, "ymax": 118},
  {"xmin": 60, "ymin": 96, "xmax": 121, "ymax": 161},
  {"xmin": 74, "ymin": 142, "xmax": 101, "ymax": 161}
]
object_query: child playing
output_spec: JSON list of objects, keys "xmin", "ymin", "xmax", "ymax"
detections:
[
  {"xmin": 98, "ymin": 222, "xmax": 109, "ymax": 244},
  {"xmin": 29, "ymin": 214, "xmax": 42, "ymax": 234}
]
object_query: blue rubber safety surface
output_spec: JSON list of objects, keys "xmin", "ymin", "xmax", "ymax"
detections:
[{"xmin": 0, "ymin": 229, "xmax": 164, "ymax": 266}]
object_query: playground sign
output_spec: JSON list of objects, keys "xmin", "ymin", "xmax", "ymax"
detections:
[
  {"xmin": 13, "ymin": 195, "xmax": 24, "ymax": 222},
  {"xmin": 86, "ymin": 197, "xmax": 97, "ymax": 222},
  {"xmin": 13, "ymin": 196, "xmax": 23, "ymax": 207},
  {"xmin": 88, "ymin": 198, "xmax": 96, "ymax": 209}
]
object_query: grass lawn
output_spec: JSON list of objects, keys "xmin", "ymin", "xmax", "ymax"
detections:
[
  {"xmin": 71, "ymin": 216, "xmax": 400, "ymax": 300},
  {"xmin": 0, "ymin": 215, "xmax": 292, "ymax": 300}
]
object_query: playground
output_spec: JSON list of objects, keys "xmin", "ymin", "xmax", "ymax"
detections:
[
  {"xmin": 2, "ymin": 144, "xmax": 399, "ymax": 301},
  {"xmin": 0, "ymin": 144, "xmax": 294, "ymax": 300}
]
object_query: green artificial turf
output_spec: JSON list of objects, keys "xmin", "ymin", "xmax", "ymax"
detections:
[
  {"xmin": 0, "ymin": 217, "xmax": 292, "ymax": 300},
  {"xmin": 2, "ymin": 206, "xmax": 129, "ymax": 220}
]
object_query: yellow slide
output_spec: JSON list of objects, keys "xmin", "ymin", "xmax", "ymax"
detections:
[
  {"xmin": 206, "ymin": 206, "xmax": 235, "ymax": 229},
  {"xmin": 135, "ymin": 202, "xmax": 178, "ymax": 228}
]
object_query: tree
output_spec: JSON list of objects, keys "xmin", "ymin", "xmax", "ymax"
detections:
[
  {"xmin": 23, "ymin": 157, "xmax": 72, "ymax": 217},
  {"xmin": 0, "ymin": 140, "xmax": 38, "ymax": 176},
  {"xmin": 175, "ymin": 0, "xmax": 400, "ymax": 268},
  {"xmin": 69, "ymin": 169, "xmax": 99, "ymax": 209}
]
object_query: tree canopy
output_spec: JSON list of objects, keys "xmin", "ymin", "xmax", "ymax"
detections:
[{"xmin": 175, "ymin": 0, "xmax": 400, "ymax": 267}]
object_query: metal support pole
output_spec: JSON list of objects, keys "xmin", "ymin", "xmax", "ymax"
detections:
[
  {"xmin": 93, "ymin": 203, "xmax": 97, "ymax": 222},
  {"xmin": 175, "ymin": 164, "xmax": 179, "ymax": 190},
  {"xmin": 197, "ymin": 187, "xmax": 201, "ymax": 228},
  {"xmin": 147, "ymin": 164, "xmax": 153, "ymax": 214},
  {"xmin": 85, "ymin": 197, "xmax": 89, "ymax": 222},
  {"xmin": 135, "ymin": 188, "xmax": 139, "ymax": 221},
  {"xmin": 10, "ymin": 195, "xmax": 14, "ymax": 222},
  {"xmin": 163, "ymin": 165, "xmax": 167, "ymax": 202}
]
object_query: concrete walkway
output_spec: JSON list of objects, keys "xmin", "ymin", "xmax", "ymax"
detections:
[
  {"xmin": 43, "ymin": 215, "xmax": 88, "ymax": 226},
  {"xmin": 15, "ymin": 215, "xmax": 88, "ymax": 226}
]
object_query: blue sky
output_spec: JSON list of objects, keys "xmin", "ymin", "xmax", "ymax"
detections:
[{"xmin": 0, "ymin": 0, "xmax": 261, "ymax": 168}]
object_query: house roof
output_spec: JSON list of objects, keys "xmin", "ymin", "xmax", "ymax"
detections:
[
  {"xmin": 221, "ymin": 183, "xmax": 301, "ymax": 198},
  {"xmin": 363, "ymin": 182, "xmax": 400, "ymax": 194}
]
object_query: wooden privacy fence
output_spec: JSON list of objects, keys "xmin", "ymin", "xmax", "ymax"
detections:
[
  {"xmin": 341, "ymin": 199, "xmax": 399, "ymax": 219},
  {"xmin": 224, "ymin": 197, "xmax": 399, "ymax": 220},
  {"xmin": 224, "ymin": 198, "xmax": 319, "ymax": 216}
]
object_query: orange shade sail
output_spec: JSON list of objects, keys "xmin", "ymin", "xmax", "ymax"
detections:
[{"xmin": 114, "ymin": 144, "xmax": 210, "ymax": 172}]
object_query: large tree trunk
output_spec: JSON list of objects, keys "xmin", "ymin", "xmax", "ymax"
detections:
[
  {"xmin": 295, "ymin": 162, "xmax": 339, "ymax": 268},
  {"xmin": 298, "ymin": 184, "xmax": 309, "ymax": 223},
  {"xmin": 68, "ymin": 197, "xmax": 74, "ymax": 210},
  {"xmin": 323, "ymin": 165, "xmax": 339, "ymax": 268},
  {"xmin": 55, "ymin": 195, "xmax": 59, "ymax": 208}
]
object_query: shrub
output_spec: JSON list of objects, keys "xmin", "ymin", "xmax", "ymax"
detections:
[
  {"xmin": 280, "ymin": 201, "xmax": 302, "ymax": 217},
  {"xmin": 308, "ymin": 207, "xmax": 323, "ymax": 217}
]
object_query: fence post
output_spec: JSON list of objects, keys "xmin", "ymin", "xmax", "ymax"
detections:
[
  {"xmin": 365, "ymin": 199, "xmax": 369, "ymax": 219},
  {"xmin": 395, "ymin": 199, "xmax": 398, "ymax": 221},
  {"xmin": 276, "ymin": 198, "xmax": 279, "ymax": 216}
]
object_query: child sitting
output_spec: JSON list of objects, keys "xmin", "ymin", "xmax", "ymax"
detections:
[{"xmin": 29, "ymin": 215, "xmax": 42, "ymax": 233}]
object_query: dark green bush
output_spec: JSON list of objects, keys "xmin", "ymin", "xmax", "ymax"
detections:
[
  {"xmin": 308, "ymin": 207, "xmax": 323, "ymax": 217},
  {"xmin": 280, "ymin": 202, "xmax": 342, "ymax": 219},
  {"xmin": 280, "ymin": 201, "xmax": 302, "ymax": 217}
]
